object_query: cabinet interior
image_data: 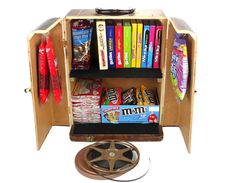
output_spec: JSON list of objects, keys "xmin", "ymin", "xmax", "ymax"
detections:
[{"xmin": 64, "ymin": 17, "xmax": 167, "ymax": 126}]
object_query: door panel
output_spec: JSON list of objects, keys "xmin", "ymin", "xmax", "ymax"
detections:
[
  {"xmin": 28, "ymin": 18, "xmax": 70, "ymax": 150},
  {"xmin": 162, "ymin": 18, "xmax": 197, "ymax": 152}
]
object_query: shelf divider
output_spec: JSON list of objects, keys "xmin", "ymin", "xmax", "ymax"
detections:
[{"xmin": 70, "ymin": 61, "xmax": 162, "ymax": 78}]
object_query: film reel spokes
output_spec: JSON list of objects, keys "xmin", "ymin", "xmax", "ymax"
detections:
[{"xmin": 86, "ymin": 141, "xmax": 140, "ymax": 175}]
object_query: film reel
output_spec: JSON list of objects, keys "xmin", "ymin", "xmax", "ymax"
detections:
[{"xmin": 75, "ymin": 140, "xmax": 140, "ymax": 180}]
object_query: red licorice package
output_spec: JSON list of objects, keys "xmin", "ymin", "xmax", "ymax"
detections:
[
  {"xmin": 101, "ymin": 88, "xmax": 122, "ymax": 105},
  {"xmin": 38, "ymin": 38, "xmax": 49, "ymax": 104},
  {"xmin": 46, "ymin": 36, "xmax": 62, "ymax": 104}
]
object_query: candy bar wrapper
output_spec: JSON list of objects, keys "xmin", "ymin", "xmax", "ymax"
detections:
[
  {"xmin": 101, "ymin": 88, "xmax": 122, "ymax": 105},
  {"xmin": 170, "ymin": 33, "xmax": 189, "ymax": 102},
  {"xmin": 121, "ymin": 87, "xmax": 137, "ymax": 105},
  {"xmin": 136, "ymin": 87, "xmax": 144, "ymax": 105},
  {"xmin": 141, "ymin": 85, "xmax": 156, "ymax": 106},
  {"xmin": 71, "ymin": 19, "xmax": 93, "ymax": 70}
]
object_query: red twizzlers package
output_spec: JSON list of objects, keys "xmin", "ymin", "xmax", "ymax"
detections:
[
  {"xmin": 46, "ymin": 36, "xmax": 62, "ymax": 104},
  {"xmin": 101, "ymin": 88, "xmax": 122, "ymax": 105},
  {"xmin": 38, "ymin": 38, "xmax": 49, "ymax": 104}
]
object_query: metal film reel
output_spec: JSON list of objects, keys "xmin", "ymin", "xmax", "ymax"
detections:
[{"xmin": 85, "ymin": 141, "xmax": 140, "ymax": 176}]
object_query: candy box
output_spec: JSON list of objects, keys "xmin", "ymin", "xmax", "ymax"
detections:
[{"xmin": 101, "ymin": 105, "xmax": 159, "ymax": 124}]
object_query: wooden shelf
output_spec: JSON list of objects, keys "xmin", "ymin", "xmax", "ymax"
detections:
[
  {"xmin": 70, "ymin": 62, "xmax": 162, "ymax": 78},
  {"xmin": 70, "ymin": 123, "xmax": 163, "ymax": 141}
]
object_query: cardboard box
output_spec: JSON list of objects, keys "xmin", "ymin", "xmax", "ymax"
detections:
[{"xmin": 101, "ymin": 105, "xmax": 159, "ymax": 124}]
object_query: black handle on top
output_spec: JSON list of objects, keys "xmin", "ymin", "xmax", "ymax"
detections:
[{"xmin": 95, "ymin": 8, "xmax": 135, "ymax": 16}]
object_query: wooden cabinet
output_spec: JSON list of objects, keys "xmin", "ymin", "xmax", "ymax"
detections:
[{"xmin": 27, "ymin": 9, "xmax": 196, "ymax": 152}]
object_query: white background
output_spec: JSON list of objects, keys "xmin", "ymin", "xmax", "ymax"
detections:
[{"xmin": 1, "ymin": 0, "xmax": 236, "ymax": 182}]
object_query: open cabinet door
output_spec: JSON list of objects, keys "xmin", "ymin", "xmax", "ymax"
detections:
[
  {"xmin": 28, "ymin": 18, "xmax": 70, "ymax": 150},
  {"xmin": 161, "ymin": 18, "xmax": 197, "ymax": 152}
]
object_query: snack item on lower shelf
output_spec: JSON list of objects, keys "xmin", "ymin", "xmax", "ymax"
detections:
[
  {"xmin": 136, "ymin": 87, "xmax": 144, "ymax": 105},
  {"xmin": 101, "ymin": 88, "xmax": 122, "ymax": 105},
  {"xmin": 170, "ymin": 33, "xmax": 189, "ymax": 102},
  {"xmin": 71, "ymin": 19, "xmax": 94, "ymax": 70},
  {"xmin": 141, "ymin": 85, "xmax": 156, "ymax": 106},
  {"xmin": 72, "ymin": 79, "xmax": 102, "ymax": 98},
  {"xmin": 121, "ymin": 87, "xmax": 137, "ymax": 105},
  {"xmin": 71, "ymin": 79, "xmax": 102, "ymax": 123}
]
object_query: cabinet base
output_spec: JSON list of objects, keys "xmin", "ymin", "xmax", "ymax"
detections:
[{"xmin": 70, "ymin": 123, "xmax": 163, "ymax": 142}]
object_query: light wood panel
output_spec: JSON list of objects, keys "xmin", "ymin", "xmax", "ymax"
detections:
[
  {"xmin": 28, "ymin": 33, "xmax": 54, "ymax": 150},
  {"xmin": 161, "ymin": 18, "xmax": 197, "ymax": 152},
  {"xmin": 28, "ymin": 19, "xmax": 70, "ymax": 149}
]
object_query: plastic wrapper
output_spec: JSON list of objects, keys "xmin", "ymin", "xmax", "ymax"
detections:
[
  {"xmin": 101, "ymin": 88, "xmax": 122, "ymax": 105},
  {"xmin": 136, "ymin": 87, "xmax": 144, "ymax": 105},
  {"xmin": 46, "ymin": 36, "xmax": 62, "ymax": 104},
  {"xmin": 121, "ymin": 87, "xmax": 137, "ymax": 105},
  {"xmin": 38, "ymin": 38, "xmax": 49, "ymax": 104},
  {"xmin": 170, "ymin": 33, "xmax": 189, "ymax": 102},
  {"xmin": 71, "ymin": 19, "xmax": 94, "ymax": 70},
  {"xmin": 71, "ymin": 79, "xmax": 102, "ymax": 123},
  {"xmin": 141, "ymin": 85, "xmax": 156, "ymax": 106}
]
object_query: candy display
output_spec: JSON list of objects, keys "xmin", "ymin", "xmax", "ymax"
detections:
[
  {"xmin": 101, "ymin": 85, "xmax": 159, "ymax": 123},
  {"xmin": 121, "ymin": 87, "xmax": 137, "ymax": 105},
  {"xmin": 38, "ymin": 38, "xmax": 49, "ymax": 104},
  {"xmin": 71, "ymin": 19, "xmax": 94, "ymax": 70},
  {"xmin": 141, "ymin": 85, "xmax": 157, "ymax": 106},
  {"xmin": 46, "ymin": 36, "xmax": 62, "ymax": 104},
  {"xmin": 71, "ymin": 79, "xmax": 102, "ymax": 123},
  {"xmin": 101, "ymin": 88, "xmax": 122, "ymax": 105},
  {"xmin": 170, "ymin": 33, "xmax": 189, "ymax": 102},
  {"xmin": 71, "ymin": 81, "xmax": 159, "ymax": 123}
]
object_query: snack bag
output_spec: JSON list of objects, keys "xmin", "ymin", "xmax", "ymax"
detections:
[
  {"xmin": 71, "ymin": 19, "xmax": 94, "ymax": 70},
  {"xmin": 121, "ymin": 87, "xmax": 137, "ymax": 105},
  {"xmin": 46, "ymin": 36, "xmax": 62, "ymax": 104},
  {"xmin": 170, "ymin": 33, "xmax": 189, "ymax": 102},
  {"xmin": 136, "ymin": 87, "xmax": 143, "ymax": 105},
  {"xmin": 101, "ymin": 88, "xmax": 122, "ymax": 105},
  {"xmin": 38, "ymin": 37, "xmax": 49, "ymax": 104},
  {"xmin": 141, "ymin": 85, "xmax": 156, "ymax": 106}
]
